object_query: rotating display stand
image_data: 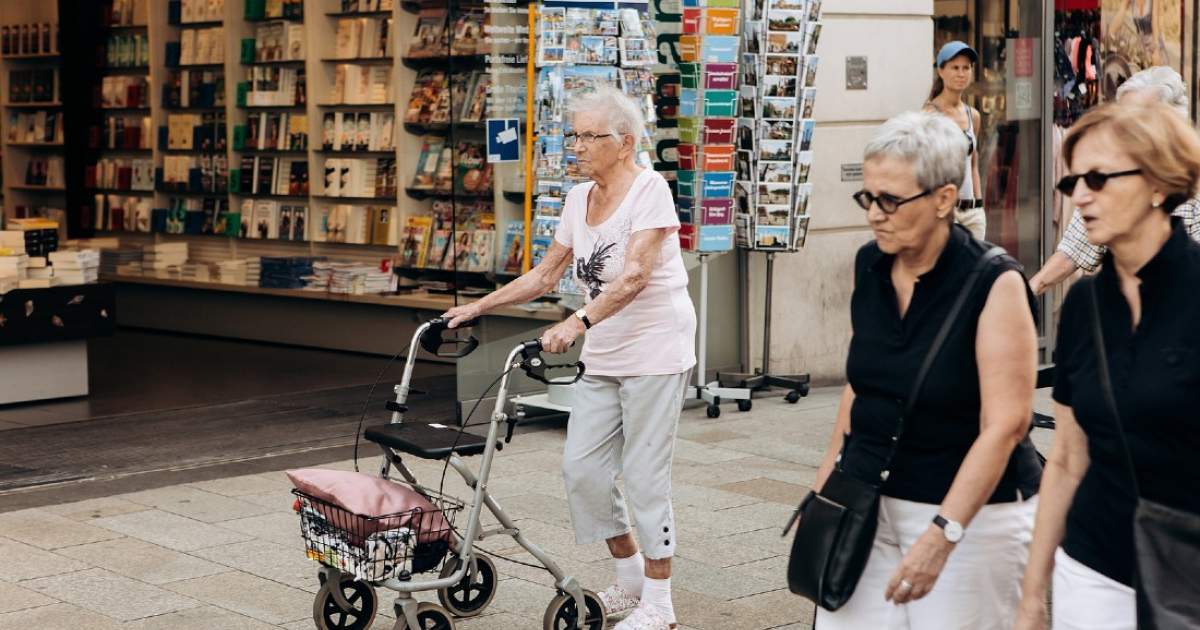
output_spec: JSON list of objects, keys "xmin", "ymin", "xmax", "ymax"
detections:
[{"xmin": 720, "ymin": 0, "xmax": 821, "ymax": 404}]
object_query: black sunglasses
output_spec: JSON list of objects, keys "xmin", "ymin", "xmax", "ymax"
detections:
[
  {"xmin": 1055, "ymin": 169, "xmax": 1143, "ymax": 195},
  {"xmin": 852, "ymin": 189, "xmax": 933, "ymax": 214}
]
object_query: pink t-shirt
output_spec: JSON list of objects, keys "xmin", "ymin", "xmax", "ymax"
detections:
[{"xmin": 555, "ymin": 168, "xmax": 697, "ymax": 377}]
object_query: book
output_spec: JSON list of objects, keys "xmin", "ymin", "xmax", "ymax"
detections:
[
  {"xmin": 467, "ymin": 230, "xmax": 495, "ymax": 272},
  {"xmin": 407, "ymin": 9, "xmax": 448, "ymax": 58},
  {"xmin": 400, "ymin": 215, "xmax": 433, "ymax": 267},
  {"xmin": 499, "ymin": 220, "xmax": 524, "ymax": 274},
  {"xmin": 426, "ymin": 229, "xmax": 452, "ymax": 269},
  {"xmin": 410, "ymin": 136, "xmax": 444, "ymax": 189}
]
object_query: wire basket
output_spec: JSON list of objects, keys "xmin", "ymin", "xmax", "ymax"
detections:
[{"xmin": 293, "ymin": 488, "xmax": 463, "ymax": 583}]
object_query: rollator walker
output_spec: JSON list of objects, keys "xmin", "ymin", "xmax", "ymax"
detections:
[{"xmin": 298, "ymin": 318, "xmax": 606, "ymax": 630}]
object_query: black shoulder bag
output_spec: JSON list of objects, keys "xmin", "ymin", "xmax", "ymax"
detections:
[
  {"xmin": 1088, "ymin": 281, "xmax": 1200, "ymax": 630},
  {"xmin": 784, "ymin": 246, "xmax": 1006, "ymax": 611}
]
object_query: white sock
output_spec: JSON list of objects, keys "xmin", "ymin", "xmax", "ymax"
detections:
[
  {"xmin": 641, "ymin": 576, "xmax": 675, "ymax": 625},
  {"xmin": 615, "ymin": 551, "xmax": 645, "ymax": 596}
]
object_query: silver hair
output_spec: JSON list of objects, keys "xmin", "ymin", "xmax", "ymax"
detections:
[
  {"xmin": 863, "ymin": 110, "xmax": 967, "ymax": 191},
  {"xmin": 1116, "ymin": 66, "xmax": 1190, "ymax": 117},
  {"xmin": 567, "ymin": 85, "xmax": 647, "ymax": 141}
]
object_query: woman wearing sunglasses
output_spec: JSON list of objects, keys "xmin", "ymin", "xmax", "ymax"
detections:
[
  {"xmin": 1029, "ymin": 66, "xmax": 1200, "ymax": 296},
  {"xmin": 811, "ymin": 111, "xmax": 1042, "ymax": 629},
  {"xmin": 1014, "ymin": 102, "xmax": 1200, "ymax": 630}
]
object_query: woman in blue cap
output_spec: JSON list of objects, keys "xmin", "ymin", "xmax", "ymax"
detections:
[{"xmin": 925, "ymin": 41, "xmax": 986, "ymax": 240}]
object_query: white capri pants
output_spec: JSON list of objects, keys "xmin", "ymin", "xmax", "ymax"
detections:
[
  {"xmin": 816, "ymin": 494, "xmax": 1037, "ymax": 630},
  {"xmin": 955, "ymin": 206, "xmax": 987, "ymax": 240},
  {"xmin": 1051, "ymin": 547, "xmax": 1136, "ymax": 630},
  {"xmin": 561, "ymin": 371, "xmax": 690, "ymax": 560}
]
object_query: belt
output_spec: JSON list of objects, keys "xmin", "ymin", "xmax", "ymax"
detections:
[{"xmin": 958, "ymin": 199, "xmax": 984, "ymax": 210}]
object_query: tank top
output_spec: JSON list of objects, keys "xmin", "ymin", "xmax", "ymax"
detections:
[{"xmin": 960, "ymin": 103, "xmax": 976, "ymax": 199}]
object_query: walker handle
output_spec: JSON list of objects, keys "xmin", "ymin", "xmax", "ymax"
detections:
[
  {"xmin": 518, "ymin": 339, "xmax": 585, "ymax": 385},
  {"xmin": 420, "ymin": 317, "xmax": 480, "ymax": 358}
]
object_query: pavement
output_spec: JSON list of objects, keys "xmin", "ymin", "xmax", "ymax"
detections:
[{"xmin": 0, "ymin": 386, "xmax": 1056, "ymax": 630}]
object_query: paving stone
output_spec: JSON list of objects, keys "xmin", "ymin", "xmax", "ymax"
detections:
[
  {"xmin": 55, "ymin": 538, "xmax": 226, "ymax": 585},
  {"xmin": 679, "ymin": 428, "xmax": 749, "ymax": 444},
  {"xmin": 216, "ymin": 512, "xmax": 305, "ymax": 547},
  {"xmin": 0, "ymin": 581, "xmax": 55, "ymax": 615},
  {"xmin": 187, "ymin": 472, "xmax": 294, "ymax": 497},
  {"xmin": 191, "ymin": 539, "xmax": 321, "ymax": 590},
  {"xmin": 0, "ymin": 538, "xmax": 91, "ymax": 582},
  {"xmin": 722, "ymin": 587, "xmax": 814, "ymax": 629},
  {"xmin": 21, "ymin": 568, "xmax": 201, "ymax": 622},
  {"xmin": 124, "ymin": 605, "xmax": 283, "ymax": 630},
  {"xmin": 0, "ymin": 509, "xmax": 123, "ymax": 550},
  {"xmin": 457, "ymin": 610, "xmax": 541, "ymax": 628},
  {"xmin": 718, "ymin": 478, "xmax": 811, "ymax": 505},
  {"xmin": 237, "ymin": 489, "xmax": 301, "ymax": 512},
  {"xmin": 91, "ymin": 510, "xmax": 254, "ymax": 552},
  {"xmin": 672, "ymin": 440, "xmax": 756, "ymax": 465},
  {"xmin": 486, "ymin": 575, "xmax": 559, "ymax": 619},
  {"xmin": 119, "ymin": 486, "xmax": 276, "ymax": 524},
  {"xmin": 489, "ymin": 493, "xmax": 573, "ymax": 528},
  {"xmin": 41, "ymin": 497, "xmax": 149, "ymax": 522},
  {"xmin": 667, "ymin": 557, "xmax": 779, "ymax": 601},
  {"xmin": 674, "ymin": 531, "xmax": 779, "ymax": 569},
  {"xmin": 0, "ymin": 602, "xmax": 123, "ymax": 630},
  {"xmin": 164, "ymin": 571, "xmax": 315, "ymax": 625},
  {"xmin": 671, "ymin": 482, "xmax": 762, "ymax": 511}
]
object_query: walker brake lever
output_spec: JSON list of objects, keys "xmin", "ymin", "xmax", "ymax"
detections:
[
  {"xmin": 420, "ymin": 317, "xmax": 480, "ymax": 358},
  {"xmin": 518, "ymin": 340, "xmax": 585, "ymax": 385},
  {"xmin": 504, "ymin": 415, "xmax": 518, "ymax": 444}
]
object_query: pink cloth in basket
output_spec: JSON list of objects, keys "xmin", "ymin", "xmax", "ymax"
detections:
[{"xmin": 286, "ymin": 468, "xmax": 450, "ymax": 544}]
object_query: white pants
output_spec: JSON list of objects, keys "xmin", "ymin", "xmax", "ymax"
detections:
[
  {"xmin": 561, "ymin": 371, "xmax": 689, "ymax": 560},
  {"xmin": 816, "ymin": 494, "xmax": 1037, "ymax": 630},
  {"xmin": 955, "ymin": 207, "xmax": 987, "ymax": 240},
  {"xmin": 1052, "ymin": 547, "xmax": 1136, "ymax": 630}
]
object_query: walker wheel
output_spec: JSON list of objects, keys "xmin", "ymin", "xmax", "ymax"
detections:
[
  {"xmin": 706, "ymin": 404, "xmax": 720, "ymax": 418},
  {"xmin": 313, "ymin": 575, "xmax": 377, "ymax": 630},
  {"xmin": 542, "ymin": 589, "xmax": 606, "ymax": 630},
  {"xmin": 737, "ymin": 399, "xmax": 752, "ymax": 412},
  {"xmin": 395, "ymin": 602, "xmax": 457, "ymax": 629},
  {"xmin": 437, "ymin": 553, "xmax": 498, "ymax": 617}
]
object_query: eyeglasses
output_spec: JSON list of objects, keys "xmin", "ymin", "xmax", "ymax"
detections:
[
  {"xmin": 1055, "ymin": 169, "xmax": 1143, "ymax": 195},
  {"xmin": 564, "ymin": 132, "xmax": 614, "ymax": 146},
  {"xmin": 852, "ymin": 189, "xmax": 933, "ymax": 214}
]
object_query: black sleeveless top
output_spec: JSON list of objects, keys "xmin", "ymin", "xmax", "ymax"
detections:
[{"xmin": 843, "ymin": 224, "xmax": 1043, "ymax": 504}]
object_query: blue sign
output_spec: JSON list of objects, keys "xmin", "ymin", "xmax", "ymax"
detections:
[{"xmin": 487, "ymin": 119, "xmax": 521, "ymax": 163}]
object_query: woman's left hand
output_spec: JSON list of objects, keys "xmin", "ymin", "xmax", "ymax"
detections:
[
  {"xmin": 884, "ymin": 525, "xmax": 955, "ymax": 604},
  {"xmin": 540, "ymin": 317, "xmax": 585, "ymax": 354}
]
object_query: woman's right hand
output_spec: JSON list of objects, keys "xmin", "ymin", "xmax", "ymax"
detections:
[
  {"xmin": 443, "ymin": 303, "xmax": 483, "ymax": 329},
  {"xmin": 1012, "ymin": 596, "xmax": 1048, "ymax": 630}
]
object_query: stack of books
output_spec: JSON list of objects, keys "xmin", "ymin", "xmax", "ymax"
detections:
[
  {"xmin": 48, "ymin": 250, "xmax": 101, "ymax": 285},
  {"xmin": 260, "ymin": 256, "xmax": 317, "ymax": 289},
  {"xmin": 142, "ymin": 242, "xmax": 188, "ymax": 278},
  {"xmin": 100, "ymin": 247, "xmax": 143, "ymax": 276},
  {"xmin": 215, "ymin": 258, "xmax": 262, "ymax": 286}
]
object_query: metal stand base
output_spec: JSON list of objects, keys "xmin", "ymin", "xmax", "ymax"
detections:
[
  {"xmin": 691, "ymin": 252, "xmax": 753, "ymax": 418},
  {"xmin": 718, "ymin": 251, "xmax": 811, "ymax": 405}
]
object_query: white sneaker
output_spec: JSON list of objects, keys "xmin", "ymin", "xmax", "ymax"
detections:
[
  {"xmin": 598, "ymin": 584, "xmax": 641, "ymax": 619},
  {"xmin": 613, "ymin": 606, "xmax": 672, "ymax": 630}
]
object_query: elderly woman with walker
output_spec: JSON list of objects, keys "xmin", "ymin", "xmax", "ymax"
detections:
[{"xmin": 444, "ymin": 85, "xmax": 696, "ymax": 630}]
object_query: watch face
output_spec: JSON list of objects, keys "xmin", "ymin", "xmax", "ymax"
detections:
[{"xmin": 944, "ymin": 521, "xmax": 964, "ymax": 543}]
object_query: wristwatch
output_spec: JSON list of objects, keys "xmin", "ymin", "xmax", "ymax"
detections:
[
  {"xmin": 932, "ymin": 515, "xmax": 964, "ymax": 543},
  {"xmin": 574, "ymin": 309, "xmax": 592, "ymax": 329}
]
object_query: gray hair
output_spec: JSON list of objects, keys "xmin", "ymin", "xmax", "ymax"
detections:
[
  {"xmin": 1116, "ymin": 66, "xmax": 1189, "ymax": 117},
  {"xmin": 567, "ymin": 85, "xmax": 647, "ymax": 140},
  {"xmin": 863, "ymin": 111, "xmax": 967, "ymax": 191}
]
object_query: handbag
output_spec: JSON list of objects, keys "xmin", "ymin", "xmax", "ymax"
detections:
[
  {"xmin": 784, "ymin": 246, "xmax": 1006, "ymax": 611},
  {"xmin": 1087, "ymin": 281, "xmax": 1200, "ymax": 630}
]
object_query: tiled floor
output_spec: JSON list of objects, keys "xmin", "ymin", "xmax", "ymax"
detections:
[
  {"xmin": 0, "ymin": 386, "xmax": 1060, "ymax": 630},
  {"xmin": 0, "ymin": 388, "xmax": 847, "ymax": 630}
]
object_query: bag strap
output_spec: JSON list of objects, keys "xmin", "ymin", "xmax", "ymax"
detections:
[
  {"xmin": 1087, "ymin": 279, "xmax": 1142, "ymax": 496},
  {"xmin": 876, "ymin": 245, "xmax": 1008, "ymax": 482}
]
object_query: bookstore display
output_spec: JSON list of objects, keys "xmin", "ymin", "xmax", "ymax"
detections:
[
  {"xmin": 673, "ymin": 0, "xmax": 740, "ymax": 252},
  {"xmin": 0, "ymin": 0, "xmax": 821, "ymax": 307},
  {"xmin": 734, "ymin": 0, "xmax": 819, "ymax": 252},
  {"xmin": 529, "ymin": 6, "xmax": 658, "ymax": 293}
]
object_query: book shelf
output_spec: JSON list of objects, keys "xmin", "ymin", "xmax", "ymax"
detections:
[
  {"xmin": 0, "ymin": 2, "xmax": 65, "ymax": 230},
  {"xmin": 2, "ymin": 0, "xmax": 548, "ymax": 309}
]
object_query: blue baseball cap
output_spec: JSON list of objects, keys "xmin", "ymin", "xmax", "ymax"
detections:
[{"xmin": 936, "ymin": 41, "xmax": 978, "ymax": 67}]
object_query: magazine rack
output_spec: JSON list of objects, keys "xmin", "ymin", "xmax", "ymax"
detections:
[{"xmin": 691, "ymin": 251, "xmax": 752, "ymax": 418}]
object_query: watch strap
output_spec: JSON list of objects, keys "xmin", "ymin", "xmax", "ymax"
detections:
[{"xmin": 575, "ymin": 310, "xmax": 592, "ymax": 329}]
